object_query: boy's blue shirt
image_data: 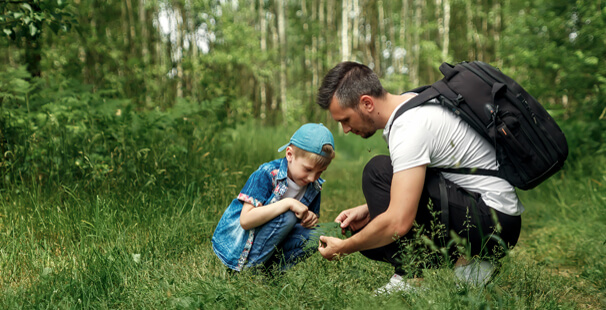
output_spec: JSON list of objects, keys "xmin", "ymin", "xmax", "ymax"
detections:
[{"xmin": 212, "ymin": 157, "xmax": 324, "ymax": 271}]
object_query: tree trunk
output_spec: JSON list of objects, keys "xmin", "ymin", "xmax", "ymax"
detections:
[
  {"xmin": 175, "ymin": 7, "xmax": 183, "ymax": 100},
  {"xmin": 341, "ymin": 0, "xmax": 350, "ymax": 61},
  {"xmin": 411, "ymin": 0, "xmax": 421, "ymax": 85},
  {"xmin": 139, "ymin": 0, "xmax": 151, "ymax": 107},
  {"xmin": 259, "ymin": 0, "xmax": 268, "ymax": 119},
  {"xmin": 352, "ymin": 0, "xmax": 359, "ymax": 51},
  {"xmin": 377, "ymin": 0, "xmax": 384, "ymax": 74},
  {"xmin": 125, "ymin": 0, "xmax": 136, "ymax": 55},
  {"xmin": 465, "ymin": 0, "xmax": 475, "ymax": 60},
  {"xmin": 443, "ymin": 0, "xmax": 450, "ymax": 61},
  {"xmin": 277, "ymin": 0, "xmax": 288, "ymax": 121},
  {"xmin": 493, "ymin": 1, "xmax": 502, "ymax": 65},
  {"xmin": 400, "ymin": 0, "xmax": 410, "ymax": 77},
  {"xmin": 326, "ymin": 0, "xmax": 334, "ymax": 67}
]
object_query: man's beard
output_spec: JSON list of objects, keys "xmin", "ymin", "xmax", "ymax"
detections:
[{"xmin": 357, "ymin": 110, "xmax": 377, "ymax": 139}]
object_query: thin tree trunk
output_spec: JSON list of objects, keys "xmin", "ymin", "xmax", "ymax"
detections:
[
  {"xmin": 312, "ymin": 0, "xmax": 319, "ymax": 95},
  {"xmin": 326, "ymin": 0, "xmax": 334, "ymax": 67},
  {"xmin": 125, "ymin": 0, "xmax": 136, "ymax": 55},
  {"xmin": 377, "ymin": 0, "xmax": 384, "ymax": 74},
  {"xmin": 121, "ymin": 1, "xmax": 129, "ymax": 71},
  {"xmin": 465, "ymin": 0, "xmax": 475, "ymax": 60},
  {"xmin": 175, "ymin": 7, "xmax": 183, "ymax": 99},
  {"xmin": 259, "ymin": 0, "xmax": 268, "ymax": 119},
  {"xmin": 139, "ymin": 0, "xmax": 151, "ymax": 106},
  {"xmin": 400, "ymin": 0, "xmax": 409, "ymax": 77},
  {"xmin": 341, "ymin": 0, "xmax": 350, "ymax": 61},
  {"xmin": 478, "ymin": 0, "xmax": 486, "ymax": 61},
  {"xmin": 270, "ymin": 3, "xmax": 280, "ymax": 116},
  {"xmin": 435, "ymin": 0, "xmax": 443, "ymax": 58},
  {"xmin": 411, "ymin": 0, "xmax": 421, "ymax": 86},
  {"xmin": 185, "ymin": 0, "xmax": 197, "ymax": 100},
  {"xmin": 443, "ymin": 0, "xmax": 450, "ymax": 61},
  {"xmin": 493, "ymin": 1, "xmax": 501, "ymax": 65},
  {"xmin": 352, "ymin": 0, "xmax": 359, "ymax": 50},
  {"xmin": 277, "ymin": 0, "xmax": 288, "ymax": 121}
]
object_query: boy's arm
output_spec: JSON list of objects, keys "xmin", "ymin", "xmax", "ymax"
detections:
[{"xmin": 240, "ymin": 197, "xmax": 309, "ymax": 230}]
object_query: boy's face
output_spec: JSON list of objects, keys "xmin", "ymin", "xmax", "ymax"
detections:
[{"xmin": 285, "ymin": 147, "xmax": 327, "ymax": 187}]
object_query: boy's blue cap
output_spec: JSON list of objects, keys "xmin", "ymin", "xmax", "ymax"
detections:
[{"xmin": 278, "ymin": 123, "xmax": 335, "ymax": 157}]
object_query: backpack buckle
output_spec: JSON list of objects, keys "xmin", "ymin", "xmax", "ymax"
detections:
[{"xmin": 454, "ymin": 94, "xmax": 465, "ymax": 106}]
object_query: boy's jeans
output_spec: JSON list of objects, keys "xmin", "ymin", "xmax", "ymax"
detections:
[{"xmin": 245, "ymin": 210, "xmax": 314, "ymax": 269}]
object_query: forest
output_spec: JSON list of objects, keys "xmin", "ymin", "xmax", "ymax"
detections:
[{"xmin": 1, "ymin": 0, "xmax": 605, "ymax": 309}]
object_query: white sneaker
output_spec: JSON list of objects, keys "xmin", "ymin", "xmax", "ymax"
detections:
[
  {"xmin": 374, "ymin": 274, "xmax": 415, "ymax": 295},
  {"xmin": 454, "ymin": 260, "xmax": 495, "ymax": 286}
]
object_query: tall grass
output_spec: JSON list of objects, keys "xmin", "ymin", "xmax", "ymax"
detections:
[{"xmin": 1, "ymin": 120, "xmax": 604, "ymax": 309}]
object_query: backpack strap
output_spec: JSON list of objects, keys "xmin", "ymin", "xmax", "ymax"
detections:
[
  {"xmin": 389, "ymin": 85, "xmax": 501, "ymax": 237},
  {"xmin": 439, "ymin": 167, "xmax": 499, "ymax": 177},
  {"xmin": 391, "ymin": 85, "xmax": 500, "ymax": 178},
  {"xmin": 390, "ymin": 86, "xmax": 441, "ymax": 132}
]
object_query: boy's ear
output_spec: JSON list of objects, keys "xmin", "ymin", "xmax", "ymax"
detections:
[
  {"xmin": 285, "ymin": 146, "xmax": 294, "ymax": 161},
  {"xmin": 359, "ymin": 95, "xmax": 375, "ymax": 113}
]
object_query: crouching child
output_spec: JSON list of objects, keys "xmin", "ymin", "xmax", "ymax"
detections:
[{"xmin": 212, "ymin": 123, "xmax": 335, "ymax": 272}]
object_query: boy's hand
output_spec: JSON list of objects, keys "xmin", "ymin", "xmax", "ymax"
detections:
[
  {"xmin": 301, "ymin": 211, "xmax": 318, "ymax": 228},
  {"xmin": 288, "ymin": 198, "xmax": 309, "ymax": 220}
]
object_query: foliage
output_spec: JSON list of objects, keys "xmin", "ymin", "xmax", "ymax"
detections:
[
  {"xmin": 0, "ymin": 69, "xmax": 230, "ymax": 192},
  {"xmin": 502, "ymin": 0, "xmax": 605, "ymax": 120},
  {"xmin": 1, "ymin": 122, "xmax": 604, "ymax": 309},
  {"xmin": 0, "ymin": 0, "xmax": 74, "ymax": 41},
  {"xmin": 0, "ymin": 1, "xmax": 604, "ymax": 308}
]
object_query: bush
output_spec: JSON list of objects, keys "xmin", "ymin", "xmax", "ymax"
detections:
[{"xmin": 0, "ymin": 70, "xmax": 230, "ymax": 193}]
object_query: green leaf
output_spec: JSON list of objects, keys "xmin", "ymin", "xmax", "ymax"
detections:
[
  {"xmin": 21, "ymin": 3, "xmax": 33, "ymax": 12},
  {"xmin": 29, "ymin": 23, "xmax": 37, "ymax": 37}
]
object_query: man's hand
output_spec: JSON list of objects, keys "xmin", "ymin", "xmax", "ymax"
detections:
[
  {"xmin": 301, "ymin": 211, "xmax": 318, "ymax": 228},
  {"xmin": 318, "ymin": 235, "xmax": 346, "ymax": 260},
  {"xmin": 334, "ymin": 204, "xmax": 370, "ymax": 234}
]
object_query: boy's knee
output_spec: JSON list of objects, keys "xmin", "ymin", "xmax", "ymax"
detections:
[{"xmin": 283, "ymin": 210, "xmax": 298, "ymax": 227}]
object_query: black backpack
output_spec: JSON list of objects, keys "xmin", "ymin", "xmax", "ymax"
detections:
[{"xmin": 394, "ymin": 61, "xmax": 568, "ymax": 191}]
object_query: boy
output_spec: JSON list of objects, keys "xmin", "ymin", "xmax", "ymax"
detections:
[{"xmin": 212, "ymin": 123, "xmax": 335, "ymax": 271}]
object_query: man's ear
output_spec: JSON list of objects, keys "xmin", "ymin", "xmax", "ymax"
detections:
[{"xmin": 359, "ymin": 95, "xmax": 375, "ymax": 113}]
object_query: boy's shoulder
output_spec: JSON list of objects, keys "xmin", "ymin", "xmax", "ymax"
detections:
[{"xmin": 256, "ymin": 157, "xmax": 286, "ymax": 176}]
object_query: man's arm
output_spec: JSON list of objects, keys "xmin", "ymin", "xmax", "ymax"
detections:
[{"xmin": 318, "ymin": 165, "xmax": 426, "ymax": 259}]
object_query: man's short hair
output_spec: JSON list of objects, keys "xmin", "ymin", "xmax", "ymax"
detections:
[{"xmin": 317, "ymin": 62, "xmax": 387, "ymax": 110}]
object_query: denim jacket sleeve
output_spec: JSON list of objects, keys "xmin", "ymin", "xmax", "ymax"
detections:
[
  {"xmin": 237, "ymin": 162, "xmax": 275, "ymax": 207},
  {"xmin": 307, "ymin": 192, "xmax": 321, "ymax": 217}
]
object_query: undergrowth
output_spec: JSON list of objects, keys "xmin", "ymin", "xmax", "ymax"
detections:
[{"xmin": 0, "ymin": 117, "xmax": 604, "ymax": 309}]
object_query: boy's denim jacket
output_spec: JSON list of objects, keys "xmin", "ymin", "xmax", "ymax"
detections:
[{"xmin": 212, "ymin": 158, "xmax": 324, "ymax": 271}]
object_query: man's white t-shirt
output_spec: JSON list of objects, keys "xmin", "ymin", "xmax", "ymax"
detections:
[{"xmin": 383, "ymin": 98, "xmax": 524, "ymax": 216}]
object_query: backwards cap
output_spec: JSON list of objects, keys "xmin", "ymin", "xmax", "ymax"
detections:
[{"xmin": 278, "ymin": 123, "xmax": 335, "ymax": 157}]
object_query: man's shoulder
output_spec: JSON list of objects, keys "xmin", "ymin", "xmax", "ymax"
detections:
[{"xmin": 392, "ymin": 104, "xmax": 441, "ymax": 127}]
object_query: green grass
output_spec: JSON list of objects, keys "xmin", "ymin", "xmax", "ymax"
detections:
[{"xmin": 1, "ymin": 122, "xmax": 605, "ymax": 309}]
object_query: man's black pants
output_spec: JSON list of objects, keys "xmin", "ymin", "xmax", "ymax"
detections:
[{"xmin": 359, "ymin": 155, "xmax": 521, "ymax": 275}]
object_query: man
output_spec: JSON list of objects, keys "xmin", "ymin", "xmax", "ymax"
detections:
[{"xmin": 316, "ymin": 61, "xmax": 523, "ymax": 294}]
